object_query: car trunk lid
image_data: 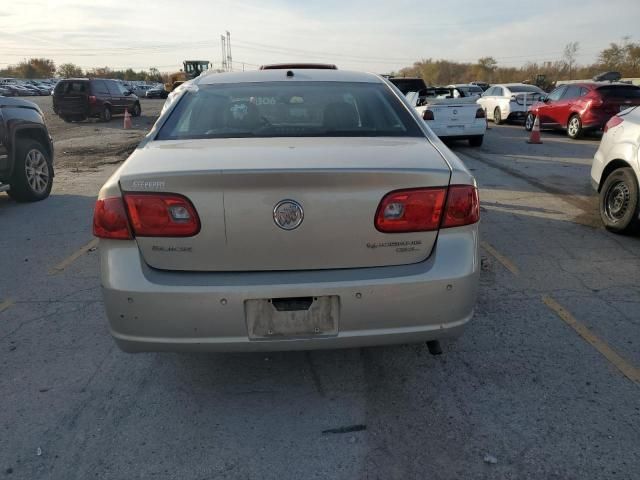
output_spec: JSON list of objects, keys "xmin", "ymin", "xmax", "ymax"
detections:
[{"xmin": 118, "ymin": 137, "xmax": 452, "ymax": 272}]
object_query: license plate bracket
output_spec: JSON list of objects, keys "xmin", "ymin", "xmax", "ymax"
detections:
[{"xmin": 245, "ymin": 296, "xmax": 339, "ymax": 340}]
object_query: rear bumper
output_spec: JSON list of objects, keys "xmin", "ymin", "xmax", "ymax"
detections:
[
  {"xmin": 429, "ymin": 121, "xmax": 486, "ymax": 139},
  {"xmin": 99, "ymin": 224, "xmax": 479, "ymax": 352}
]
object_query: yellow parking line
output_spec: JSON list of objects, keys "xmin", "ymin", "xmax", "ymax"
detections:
[
  {"xmin": 49, "ymin": 238, "xmax": 99, "ymax": 275},
  {"xmin": 480, "ymin": 241, "xmax": 520, "ymax": 276},
  {"xmin": 542, "ymin": 295, "xmax": 640, "ymax": 386},
  {"xmin": 0, "ymin": 299, "xmax": 14, "ymax": 314}
]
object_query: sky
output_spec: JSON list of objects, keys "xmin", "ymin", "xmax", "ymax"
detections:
[{"xmin": 1, "ymin": 0, "xmax": 638, "ymax": 73}]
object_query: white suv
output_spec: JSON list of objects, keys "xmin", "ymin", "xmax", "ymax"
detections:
[{"xmin": 591, "ymin": 106, "xmax": 640, "ymax": 233}]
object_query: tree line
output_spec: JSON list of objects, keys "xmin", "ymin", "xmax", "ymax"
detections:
[
  {"xmin": 2, "ymin": 39, "xmax": 639, "ymax": 86},
  {"xmin": 392, "ymin": 40, "xmax": 640, "ymax": 86},
  {"xmin": 0, "ymin": 59, "xmax": 165, "ymax": 83}
]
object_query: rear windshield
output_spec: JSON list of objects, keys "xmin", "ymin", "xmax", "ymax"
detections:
[
  {"xmin": 596, "ymin": 86, "xmax": 640, "ymax": 99},
  {"xmin": 157, "ymin": 81, "xmax": 423, "ymax": 140},
  {"xmin": 54, "ymin": 81, "xmax": 88, "ymax": 94},
  {"xmin": 508, "ymin": 85, "xmax": 544, "ymax": 93}
]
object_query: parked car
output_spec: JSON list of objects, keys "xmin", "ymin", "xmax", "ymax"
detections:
[
  {"xmin": 477, "ymin": 83, "xmax": 545, "ymax": 124},
  {"xmin": 0, "ymin": 86, "xmax": 14, "ymax": 97},
  {"xmin": 407, "ymin": 87, "xmax": 486, "ymax": 146},
  {"xmin": 145, "ymin": 86, "xmax": 169, "ymax": 99},
  {"xmin": 0, "ymin": 96, "xmax": 54, "ymax": 201},
  {"xmin": 93, "ymin": 68, "xmax": 480, "ymax": 353},
  {"xmin": 53, "ymin": 78, "xmax": 141, "ymax": 122},
  {"xmin": 11, "ymin": 85, "xmax": 36, "ymax": 96},
  {"xmin": 447, "ymin": 84, "xmax": 484, "ymax": 98},
  {"xmin": 470, "ymin": 81, "xmax": 490, "ymax": 91},
  {"xmin": 133, "ymin": 85, "xmax": 153, "ymax": 97},
  {"xmin": 526, "ymin": 83, "xmax": 640, "ymax": 139},
  {"xmin": 590, "ymin": 106, "xmax": 640, "ymax": 233}
]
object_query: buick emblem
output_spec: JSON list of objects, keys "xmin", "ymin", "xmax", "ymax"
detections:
[{"xmin": 273, "ymin": 199, "xmax": 304, "ymax": 230}]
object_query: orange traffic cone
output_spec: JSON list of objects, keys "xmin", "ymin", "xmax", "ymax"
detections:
[
  {"xmin": 123, "ymin": 108, "xmax": 132, "ymax": 129},
  {"xmin": 527, "ymin": 115, "xmax": 542, "ymax": 144}
]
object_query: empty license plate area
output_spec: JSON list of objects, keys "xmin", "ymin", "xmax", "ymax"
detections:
[{"xmin": 245, "ymin": 296, "xmax": 340, "ymax": 340}]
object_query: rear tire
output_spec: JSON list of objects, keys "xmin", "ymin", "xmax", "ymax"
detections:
[
  {"xmin": 599, "ymin": 167, "xmax": 640, "ymax": 234},
  {"xmin": 101, "ymin": 106, "xmax": 112, "ymax": 122},
  {"xmin": 469, "ymin": 135, "xmax": 484, "ymax": 147},
  {"xmin": 62, "ymin": 116, "xmax": 73, "ymax": 123},
  {"xmin": 494, "ymin": 107, "xmax": 503, "ymax": 125},
  {"xmin": 525, "ymin": 113, "xmax": 535, "ymax": 131},
  {"xmin": 567, "ymin": 114, "xmax": 583, "ymax": 139},
  {"xmin": 7, "ymin": 140, "xmax": 53, "ymax": 202}
]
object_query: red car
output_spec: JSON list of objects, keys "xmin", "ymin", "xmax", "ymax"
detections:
[{"xmin": 525, "ymin": 82, "xmax": 640, "ymax": 139}]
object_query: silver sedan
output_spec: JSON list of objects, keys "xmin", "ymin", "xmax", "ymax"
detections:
[{"xmin": 93, "ymin": 67, "xmax": 480, "ymax": 353}]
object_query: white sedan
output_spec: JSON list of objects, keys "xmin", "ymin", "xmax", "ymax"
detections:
[
  {"xmin": 591, "ymin": 106, "xmax": 640, "ymax": 233},
  {"xmin": 477, "ymin": 83, "xmax": 545, "ymax": 124},
  {"xmin": 93, "ymin": 67, "xmax": 480, "ymax": 353}
]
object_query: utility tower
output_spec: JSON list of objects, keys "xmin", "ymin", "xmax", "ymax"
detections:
[
  {"xmin": 226, "ymin": 31, "xmax": 232, "ymax": 72},
  {"xmin": 220, "ymin": 35, "xmax": 227, "ymax": 71}
]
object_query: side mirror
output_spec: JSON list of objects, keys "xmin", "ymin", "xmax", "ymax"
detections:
[
  {"xmin": 124, "ymin": 90, "xmax": 132, "ymax": 96},
  {"xmin": 542, "ymin": 96, "xmax": 550, "ymax": 103}
]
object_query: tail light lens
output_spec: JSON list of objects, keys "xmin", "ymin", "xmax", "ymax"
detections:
[
  {"xmin": 375, "ymin": 188, "xmax": 446, "ymax": 232},
  {"xmin": 475, "ymin": 108, "xmax": 486, "ymax": 118},
  {"xmin": 442, "ymin": 185, "xmax": 480, "ymax": 228},
  {"xmin": 93, "ymin": 197, "xmax": 132, "ymax": 239},
  {"xmin": 375, "ymin": 185, "xmax": 479, "ymax": 233},
  {"xmin": 93, "ymin": 193, "xmax": 200, "ymax": 239},
  {"xmin": 604, "ymin": 115, "xmax": 624, "ymax": 132},
  {"xmin": 422, "ymin": 110, "xmax": 434, "ymax": 121},
  {"xmin": 88, "ymin": 95, "xmax": 97, "ymax": 105},
  {"xmin": 124, "ymin": 193, "xmax": 200, "ymax": 237}
]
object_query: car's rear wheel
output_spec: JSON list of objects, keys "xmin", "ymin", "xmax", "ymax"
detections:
[
  {"xmin": 469, "ymin": 135, "xmax": 483, "ymax": 147},
  {"xmin": 131, "ymin": 102, "xmax": 141, "ymax": 117},
  {"xmin": 101, "ymin": 106, "xmax": 112, "ymax": 122},
  {"xmin": 525, "ymin": 113, "xmax": 535, "ymax": 131},
  {"xmin": 567, "ymin": 114, "xmax": 583, "ymax": 139},
  {"xmin": 493, "ymin": 107, "xmax": 503, "ymax": 125},
  {"xmin": 62, "ymin": 116, "xmax": 73, "ymax": 123},
  {"xmin": 599, "ymin": 167, "xmax": 639, "ymax": 234},
  {"xmin": 7, "ymin": 140, "xmax": 53, "ymax": 202}
]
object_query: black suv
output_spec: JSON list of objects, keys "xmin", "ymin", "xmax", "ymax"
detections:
[
  {"xmin": 53, "ymin": 78, "xmax": 141, "ymax": 122},
  {"xmin": 0, "ymin": 96, "xmax": 54, "ymax": 202}
]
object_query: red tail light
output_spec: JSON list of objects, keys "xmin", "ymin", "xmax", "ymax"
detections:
[
  {"xmin": 375, "ymin": 188, "xmax": 446, "ymax": 232},
  {"xmin": 93, "ymin": 197, "xmax": 132, "ymax": 239},
  {"xmin": 422, "ymin": 110, "xmax": 434, "ymax": 121},
  {"xmin": 475, "ymin": 108, "xmax": 486, "ymax": 119},
  {"xmin": 93, "ymin": 193, "xmax": 200, "ymax": 239},
  {"xmin": 375, "ymin": 185, "xmax": 479, "ymax": 233},
  {"xmin": 88, "ymin": 95, "xmax": 97, "ymax": 105},
  {"xmin": 604, "ymin": 115, "xmax": 624, "ymax": 132},
  {"xmin": 124, "ymin": 193, "xmax": 200, "ymax": 237},
  {"xmin": 442, "ymin": 185, "xmax": 480, "ymax": 228}
]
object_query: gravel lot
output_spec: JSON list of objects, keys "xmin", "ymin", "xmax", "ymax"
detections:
[
  {"xmin": 29, "ymin": 96, "xmax": 164, "ymax": 169},
  {"xmin": 1, "ymin": 102, "xmax": 639, "ymax": 479}
]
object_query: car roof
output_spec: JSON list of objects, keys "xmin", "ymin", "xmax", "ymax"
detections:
[{"xmin": 196, "ymin": 69, "xmax": 383, "ymax": 85}]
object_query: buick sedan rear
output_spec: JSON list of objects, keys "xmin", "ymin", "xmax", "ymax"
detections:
[{"xmin": 93, "ymin": 69, "xmax": 480, "ymax": 353}]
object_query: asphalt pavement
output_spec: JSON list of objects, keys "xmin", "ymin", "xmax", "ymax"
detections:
[{"xmin": 1, "ymin": 121, "xmax": 639, "ymax": 480}]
